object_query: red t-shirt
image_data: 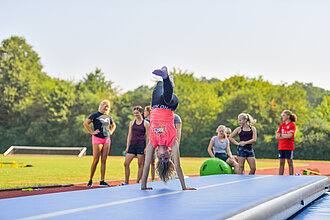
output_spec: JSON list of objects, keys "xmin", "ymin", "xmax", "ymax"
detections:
[{"xmin": 277, "ymin": 122, "xmax": 296, "ymax": 150}]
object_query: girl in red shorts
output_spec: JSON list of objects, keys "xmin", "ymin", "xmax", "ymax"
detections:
[
  {"xmin": 83, "ymin": 100, "xmax": 116, "ymax": 187},
  {"xmin": 141, "ymin": 66, "xmax": 195, "ymax": 191},
  {"xmin": 276, "ymin": 110, "xmax": 297, "ymax": 175}
]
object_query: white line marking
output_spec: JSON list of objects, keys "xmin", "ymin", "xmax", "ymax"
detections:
[{"xmin": 18, "ymin": 175, "xmax": 271, "ymax": 220}]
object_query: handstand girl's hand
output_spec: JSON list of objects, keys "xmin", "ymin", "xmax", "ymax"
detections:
[
  {"xmin": 92, "ymin": 129, "xmax": 100, "ymax": 135},
  {"xmin": 141, "ymin": 187, "xmax": 153, "ymax": 190},
  {"xmin": 183, "ymin": 187, "xmax": 197, "ymax": 190}
]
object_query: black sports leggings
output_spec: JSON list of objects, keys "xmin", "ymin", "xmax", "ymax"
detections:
[{"xmin": 151, "ymin": 77, "xmax": 178, "ymax": 111}]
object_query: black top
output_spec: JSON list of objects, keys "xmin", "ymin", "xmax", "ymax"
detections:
[
  {"xmin": 239, "ymin": 126, "xmax": 253, "ymax": 149},
  {"xmin": 88, "ymin": 112, "xmax": 114, "ymax": 139},
  {"xmin": 130, "ymin": 120, "xmax": 146, "ymax": 146}
]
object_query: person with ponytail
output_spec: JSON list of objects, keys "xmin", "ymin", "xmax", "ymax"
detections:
[
  {"xmin": 141, "ymin": 66, "xmax": 195, "ymax": 190},
  {"xmin": 276, "ymin": 110, "xmax": 297, "ymax": 175},
  {"xmin": 229, "ymin": 113, "xmax": 257, "ymax": 175}
]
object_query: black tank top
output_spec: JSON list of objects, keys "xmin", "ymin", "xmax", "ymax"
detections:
[
  {"xmin": 130, "ymin": 120, "xmax": 146, "ymax": 146},
  {"xmin": 239, "ymin": 126, "xmax": 253, "ymax": 149}
]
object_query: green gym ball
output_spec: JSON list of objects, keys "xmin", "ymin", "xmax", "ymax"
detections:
[{"xmin": 200, "ymin": 158, "xmax": 233, "ymax": 176}]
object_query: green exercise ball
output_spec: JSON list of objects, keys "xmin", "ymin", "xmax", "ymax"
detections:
[{"xmin": 200, "ymin": 158, "xmax": 233, "ymax": 176}]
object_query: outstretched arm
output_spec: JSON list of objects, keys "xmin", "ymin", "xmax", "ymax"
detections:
[
  {"xmin": 171, "ymin": 141, "xmax": 196, "ymax": 190},
  {"xmin": 141, "ymin": 142, "xmax": 155, "ymax": 190}
]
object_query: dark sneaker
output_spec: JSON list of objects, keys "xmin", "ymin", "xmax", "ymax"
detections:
[
  {"xmin": 152, "ymin": 66, "xmax": 168, "ymax": 79},
  {"xmin": 119, "ymin": 182, "xmax": 128, "ymax": 186},
  {"xmin": 87, "ymin": 180, "xmax": 93, "ymax": 187},
  {"xmin": 99, "ymin": 180, "xmax": 110, "ymax": 187}
]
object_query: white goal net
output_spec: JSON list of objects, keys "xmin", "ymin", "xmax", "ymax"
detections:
[{"xmin": 4, "ymin": 146, "xmax": 87, "ymax": 157}]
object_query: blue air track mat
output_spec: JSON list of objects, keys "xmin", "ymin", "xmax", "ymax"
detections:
[
  {"xmin": 0, "ymin": 175, "xmax": 329, "ymax": 220},
  {"xmin": 290, "ymin": 192, "xmax": 330, "ymax": 219}
]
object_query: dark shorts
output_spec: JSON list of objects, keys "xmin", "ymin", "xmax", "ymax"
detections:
[
  {"xmin": 237, "ymin": 146, "xmax": 255, "ymax": 158},
  {"xmin": 215, "ymin": 153, "xmax": 229, "ymax": 162},
  {"xmin": 279, "ymin": 150, "xmax": 294, "ymax": 159},
  {"xmin": 127, "ymin": 143, "xmax": 146, "ymax": 156}
]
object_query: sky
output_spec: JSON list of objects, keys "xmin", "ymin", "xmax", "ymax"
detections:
[{"xmin": 1, "ymin": 0, "xmax": 329, "ymax": 92}]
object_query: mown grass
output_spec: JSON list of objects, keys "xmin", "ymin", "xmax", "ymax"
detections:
[{"xmin": 0, "ymin": 155, "xmax": 308, "ymax": 189}]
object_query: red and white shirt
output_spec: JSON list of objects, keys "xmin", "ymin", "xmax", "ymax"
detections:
[{"xmin": 277, "ymin": 121, "xmax": 296, "ymax": 150}]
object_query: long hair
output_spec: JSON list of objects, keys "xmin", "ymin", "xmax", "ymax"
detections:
[
  {"xmin": 282, "ymin": 110, "xmax": 297, "ymax": 122},
  {"xmin": 238, "ymin": 113, "xmax": 257, "ymax": 125},
  {"xmin": 98, "ymin": 100, "xmax": 110, "ymax": 114},
  {"xmin": 156, "ymin": 160, "xmax": 176, "ymax": 183}
]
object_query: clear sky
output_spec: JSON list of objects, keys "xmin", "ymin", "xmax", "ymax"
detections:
[{"xmin": 1, "ymin": 0, "xmax": 329, "ymax": 91}]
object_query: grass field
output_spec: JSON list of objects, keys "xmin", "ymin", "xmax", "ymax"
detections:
[{"xmin": 0, "ymin": 155, "xmax": 308, "ymax": 189}]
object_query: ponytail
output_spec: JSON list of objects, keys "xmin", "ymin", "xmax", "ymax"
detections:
[
  {"xmin": 156, "ymin": 160, "xmax": 176, "ymax": 183},
  {"xmin": 238, "ymin": 113, "xmax": 257, "ymax": 125},
  {"xmin": 282, "ymin": 110, "xmax": 297, "ymax": 122}
]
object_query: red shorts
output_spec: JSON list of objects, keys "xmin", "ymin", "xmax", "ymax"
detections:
[
  {"xmin": 92, "ymin": 135, "xmax": 111, "ymax": 145},
  {"xmin": 149, "ymin": 108, "xmax": 177, "ymax": 148}
]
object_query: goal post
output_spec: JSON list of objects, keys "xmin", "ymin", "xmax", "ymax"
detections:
[{"xmin": 4, "ymin": 146, "xmax": 87, "ymax": 157}]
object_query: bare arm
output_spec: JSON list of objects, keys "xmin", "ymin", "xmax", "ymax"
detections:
[
  {"xmin": 226, "ymin": 142, "xmax": 233, "ymax": 158},
  {"xmin": 207, "ymin": 139, "xmax": 215, "ymax": 158},
  {"xmin": 275, "ymin": 133, "xmax": 281, "ymax": 140},
  {"xmin": 276, "ymin": 132, "xmax": 293, "ymax": 140},
  {"xmin": 171, "ymin": 141, "xmax": 196, "ymax": 190},
  {"xmin": 144, "ymin": 121, "xmax": 150, "ymax": 146},
  {"xmin": 141, "ymin": 142, "xmax": 155, "ymax": 190},
  {"xmin": 229, "ymin": 127, "xmax": 240, "ymax": 145},
  {"xmin": 83, "ymin": 119, "xmax": 99, "ymax": 135},
  {"xmin": 126, "ymin": 121, "xmax": 133, "ymax": 154},
  {"xmin": 175, "ymin": 123, "xmax": 182, "ymax": 143},
  {"xmin": 110, "ymin": 122, "xmax": 116, "ymax": 135}
]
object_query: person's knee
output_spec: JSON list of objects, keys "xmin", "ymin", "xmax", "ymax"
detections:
[
  {"xmin": 226, "ymin": 158, "xmax": 234, "ymax": 165},
  {"xmin": 92, "ymin": 157, "xmax": 100, "ymax": 164},
  {"xmin": 279, "ymin": 160, "xmax": 285, "ymax": 166},
  {"xmin": 101, "ymin": 158, "xmax": 107, "ymax": 164},
  {"xmin": 124, "ymin": 161, "xmax": 130, "ymax": 167},
  {"xmin": 138, "ymin": 161, "xmax": 144, "ymax": 168},
  {"xmin": 287, "ymin": 159, "xmax": 293, "ymax": 166}
]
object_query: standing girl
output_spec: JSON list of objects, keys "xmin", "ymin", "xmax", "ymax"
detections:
[
  {"xmin": 207, "ymin": 125, "xmax": 239, "ymax": 173},
  {"xmin": 276, "ymin": 110, "xmax": 297, "ymax": 175},
  {"xmin": 123, "ymin": 106, "xmax": 149, "ymax": 185},
  {"xmin": 83, "ymin": 100, "xmax": 116, "ymax": 187},
  {"xmin": 229, "ymin": 113, "xmax": 257, "ymax": 175}
]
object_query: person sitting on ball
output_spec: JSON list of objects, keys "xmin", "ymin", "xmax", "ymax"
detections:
[{"xmin": 207, "ymin": 125, "xmax": 239, "ymax": 174}]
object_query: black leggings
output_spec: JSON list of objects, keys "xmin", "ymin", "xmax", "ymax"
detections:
[{"xmin": 151, "ymin": 77, "xmax": 178, "ymax": 111}]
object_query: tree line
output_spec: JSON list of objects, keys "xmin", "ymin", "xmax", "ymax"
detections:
[{"xmin": 1, "ymin": 36, "xmax": 329, "ymax": 160}]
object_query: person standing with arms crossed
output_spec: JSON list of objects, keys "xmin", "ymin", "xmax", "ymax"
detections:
[{"xmin": 276, "ymin": 110, "xmax": 297, "ymax": 175}]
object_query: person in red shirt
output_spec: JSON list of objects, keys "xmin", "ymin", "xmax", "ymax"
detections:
[{"xmin": 276, "ymin": 110, "xmax": 297, "ymax": 175}]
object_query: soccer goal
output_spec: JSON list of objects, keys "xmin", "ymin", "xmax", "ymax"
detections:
[{"xmin": 4, "ymin": 146, "xmax": 87, "ymax": 157}]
